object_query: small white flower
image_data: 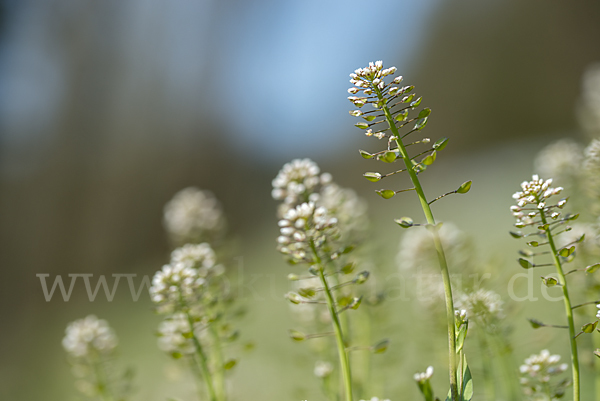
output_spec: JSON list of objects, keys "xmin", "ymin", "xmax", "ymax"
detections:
[
  {"xmin": 413, "ymin": 366, "xmax": 434, "ymax": 382},
  {"xmin": 314, "ymin": 361, "xmax": 333, "ymax": 378}
]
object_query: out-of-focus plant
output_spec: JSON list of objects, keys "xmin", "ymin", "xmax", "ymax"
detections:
[
  {"xmin": 519, "ymin": 350, "xmax": 570, "ymax": 400},
  {"xmin": 151, "ymin": 188, "xmax": 242, "ymax": 401},
  {"xmin": 62, "ymin": 315, "xmax": 133, "ymax": 401},
  {"xmin": 348, "ymin": 60, "xmax": 472, "ymax": 401},
  {"xmin": 273, "ymin": 158, "xmax": 390, "ymax": 401}
]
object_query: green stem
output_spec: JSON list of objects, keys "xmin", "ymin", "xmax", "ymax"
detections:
[
  {"xmin": 540, "ymin": 211, "xmax": 580, "ymax": 401},
  {"xmin": 594, "ymin": 321, "xmax": 600, "ymax": 401},
  {"xmin": 186, "ymin": 312, "xmax": 218, "ymax": 401},
  {"xmin": 311, "ymin": 242, "xmax": 353, "ymax": 401},
  {"xmin": 377, "ymin": 89, "xmax": 459, "ymax": 401},
  {"xmin": 89, "ymin": 354, "xmax": 114, "ymax": 401},
  {"xmin": 208, "ymin": 324, "xmax": 226, "ymax": 401}
]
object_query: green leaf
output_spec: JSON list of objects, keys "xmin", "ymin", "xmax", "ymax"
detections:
[
  {"xmin": 541, "ymin": 276, "xmax": 559, "ymax": 287},
  {"xmin": 362, "ymin": 115, "xmax": 376, "ymax": 122},
  {"xmin": 376, "ymin": 189, "xmax": 396, "ymax": 199},
  {"xmin": 394, "ymin": 217, "xmax": 414, "ymax": 228},
  {"xmin": 566, "ymin": 213, "xmax": 580, "ymax": 221},
  {"xmin": 372, "ymin": 339, "xmax": 390, "ymax": 354},
  {"xmin": 402, "ymin": 94, "xmax": 415, "ymax": 103},
  {"xmin": 379, "ymin": 151, "xmax": 397, "ymax": 163},
  {"xmin": 418, "ymin": 108, "xmax": 432, "ymax": 119},
  {"xmin": 359, "ymin": 149, "xmax": 374, "ymax": 159},
  {"xmin": 182, "ymin": 331, "xmax": 193, "ymax": 339},
  {"xmin": 422, "ymin": 151, "xmax": 437, "ymax": 166},
  {"xmin": 298, "ymin": 288, "xmax": 316, "ymax": 298},
  {"xmin": 559, "ymin": 246, "xmax": 575, "ymax": 257},
  {"xmin": 509, "ymin": 231, "xmax": 524, "ymax": 238},
  {"xmin": 432, "ymin": 136, "xmax": 448, "ymax": 151},
  {"xmin": 594, "ymin": 349, "xmax": 600, "ymax": 358},
  {"xmin": 528, "ymin": 318, "xmax": 544, "ymax": 329},
  {"xmin": 223, "ymin": 359, "xmax": 237, "ymax": 370},
  {"xmin": 349, "ymin": 296, "xmax": 362, "ymax": 309},
  {"xmin": 394, "ymin": 110, "xmax": 408, "ymax": 122},
  {"xmin": 518, "ymin": 258, "xmax": 533, "ymax": 269},
  {"xmin": 415, "ymin": 117, "xmax": 428, "ymax": 130},
  {"xmin": 519, "ymin": 249, "xmax": 534, "ymax": 257},
  {"xmin": 410, "ymin": 97, "xmax": 423, "ymax": 108},
  {"xmin": 341, "ymin": 263, "xmax": 355, "ymax": 274},
  {"xmin": 289, "ymin": 330, "xmax": 306, "ymax": 341},
  {"xmin": 363, "ymin": 172, "xmax": 382, "ymax": 182},
  {"xmin": 527, "ymin": 241, "xmax": 539, "ymax": 247},
  {"xmin": 582, "ymin": 321, "xmax": 598, "ymax": 333},
  {"xmin": 456, "ymin": 180, "xmax": 472, "ymax": 194},
  {"xmin": 354, "ymin": 271, "xmax": 370, "ymax": 284},
  {"xmin": 401, "ymin": 85, "xmax": 414, "ymax": 94},
  {"xmin": 171, "ymin": 352, "xmax": 183, "ymax": 359},
  {"xmin": 586, "ymin": 263, "xmax": 600, "ymax": 273},
  {"xmin": 460, "ymin": 357, "xmax": 474, "ymax": 401},
  {"xmin": 355, "ymin": 122, "xmax": 369, "ymax": 129}
]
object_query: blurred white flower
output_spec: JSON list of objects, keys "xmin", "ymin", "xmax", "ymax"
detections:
[
  {"xmin": 163, "ymin": 187, "xmax": 226, "ymax": 245},
  {"xmin": 520, "ymin": 349, "xmax": 569, "ymax": 399},
  {"xmin": 456, "ymin": 289, "xmax": 504, "ymax": 327},
  {"xmin": 534, "ymin": 139, "xmax": 583, "ymax": 185},
  {"xmin": 62, "ymin": 315, "xmax": 117, "ymax": 358},
  {"xmin": 313, "ymin": 361, "xmax": 333, "ymax": 378}
]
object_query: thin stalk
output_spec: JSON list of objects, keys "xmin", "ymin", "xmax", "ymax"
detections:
[
  {"xmin": 208, "ymin": 324, "xmax": 226, "ymax": 401},
  {"xmin": 90, "ymin": 356, "xmax": 114, "ymax": 401},
  {"xmin": 376, "ymin": 88, "xmax": 459, "ymax": 401},
  {"xmin": 186, "ymin": 312, "xmax": 218, "ymax": 401},
  {"xmin": 594, "ymin": 315, "xmax": 600, "ymax": 401},
  {"xmin": 311, "ymin": 242, "xmax": 353, "ymax": 401},
  {"xmin": 539, "ymin": 211, "xmax": 580, "ymax": 401}
]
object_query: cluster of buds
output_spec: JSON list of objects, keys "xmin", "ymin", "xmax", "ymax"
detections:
[
  {"xmin": 277, "ymin": 202, "xmax": 339, "ymax": 264},
  {"xmin": 511, "ymin": 175, "xmax": 566, "ymax": 228},
  {"xmin": 519, "ymin": 350, "xmax": 569, "ymax": 399}
]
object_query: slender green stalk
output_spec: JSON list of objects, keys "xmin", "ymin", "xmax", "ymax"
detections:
[
  {"xmin": 311, "ymin": 241, "xmax": 353, "ymax": 401},
  {"xmin": 376, "ymin": 89, "xmax": 459, "ymax": 401},
  {"xmin": 186, "ymin": 312, "xmax": 218, "ymax": 401},
  {"xmin": 91, "ymin": 357, "xmax": 115, "ymax": 401},
  {"xmin": 539, "ymin": 212, "xmax": 580, "ymax": 401},
  {"xmin": 208, "ymin": 325, "xmax": 226, "ymax": 401},
  {"xmin": 594, "ymin": 324, "xmax": 600, "ymax": 401}
]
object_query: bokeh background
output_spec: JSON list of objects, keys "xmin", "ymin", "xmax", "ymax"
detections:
[{"xmin": 2, "ymin": 0, "xmax": 600, "ymax": 400}]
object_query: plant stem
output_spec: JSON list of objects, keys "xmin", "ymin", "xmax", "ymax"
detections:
[
  {"xmin": 477, "ymin": 334, "xmax": 494, "ymax": 401},
  {"xmin": 208, "ymin": 324, "xmax": 226, "ymax": 401},
  {"xmin": 186, "ymin": 312, "xmax": 218, "ymax": 401},
  {"xmin": 377, "ymin": 91, "xmax": 459, "ymax": 401},
  {"xmin": 540, "ymin": 211, "xmax": 580, "ymax": 401},
  {"xmin": 91, "ymin": 356, "xmax": 115, "ymax": 401},
  {"xmin": 311, "ymin": 242, "xmax": 353, "ymax": 401}
]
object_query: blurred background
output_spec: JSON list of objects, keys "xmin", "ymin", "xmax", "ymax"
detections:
[{"xmin": 2, "ymin": 0, "xmax": 600, "ymax": 400}]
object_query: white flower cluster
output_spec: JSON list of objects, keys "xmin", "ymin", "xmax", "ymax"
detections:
[
  {"xmin": 534, "ymin": 139, "xmax": 584, "ymax": 184},
  {"xmin": 163, "ymin": 187, "xmax": 226, "ymax": 245},
  {"xmin": 456, "ymin": 289, "xmax": 504, "ymax": 326},
  {"xmin": 313, "ymin": 361, "xmax": 333, "ymax": 378},
  {"xmin": 170, "ymin": 243, "xmax": 222, "ymax": 277},
  {"xmin": 520, "ymin": 350, "xmax": 568, "ymax": 398},
  {"xmin": 157, "ymin": 313, "xmax": 195, "ymax": 355},
  {"xmin": 62, "ymin": 315, "xmax": 118, "ymax": 358},
  {"xmin": 151, "ymin": 243, "xmax": 222, "ymax": 313},
  {"xmin": 272, "ymin": 159, "xmax": 331, "ymax": 213},
  {"xmin": 317, "ymin": 183, "xmax": 368, "ymax": 235},
  {"xmin": 277, "ymin": 202, "xmax": 339, "ymax": 263},
  {"xmin": 413, "ymin": 366, "xmax": 434, "ymax": 383},
  {"xmin": 511, "ymin": 175, "xmax": 565, "ymax": 228}
]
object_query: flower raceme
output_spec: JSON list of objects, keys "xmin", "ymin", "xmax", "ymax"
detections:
[{"xmin": 62, "ymin": 315, "xmax": 117, "ymax": 359}]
